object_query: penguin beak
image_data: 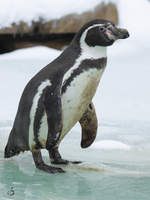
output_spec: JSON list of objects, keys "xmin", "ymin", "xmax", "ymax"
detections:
[
  {"xmin": 105, "ymin": 25, "xmax": 130, "ymax": 41},
  {"xmin": 116, "ymin": 28, "xmax": 130, "ymax": 39}
]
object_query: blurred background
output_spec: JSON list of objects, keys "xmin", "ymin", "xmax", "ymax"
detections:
[
  {"xmin": 0, "ymin": 0, "xmax": 118, "ymax": 53},
  {"xmin": 0, "ymin": 0, "xmax": 150, "ymax": 200}
]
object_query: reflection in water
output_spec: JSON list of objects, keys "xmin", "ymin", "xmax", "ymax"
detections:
[
  {"xmin": 1, "ymin": 121, "xmax": 150, "ymax": 200},
  {"xmin": 0, "ymin": 154, "xmax": 97, "ymax": 200},
  {"xmin": 1, "ymin": 152, "xmax": 150, "ymax": 200},
  {"xmin": 7, "ymin": 187, "xmax": 15, "ymax": 196}
]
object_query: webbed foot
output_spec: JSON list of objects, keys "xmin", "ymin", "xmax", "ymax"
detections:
[
  {"xmin": 51, "ymin": 158, "xmax": 81, "ymax": 165},
  {"xmin": 49, "ymin": 147, "xmax": 81, "ymax": 165},
  {"xmin": 36, "ymin": 162, "xmax": 65, "ymax": 173},
  {"xmin": 32, "ymin": 151, "xmax": 65, "ymax": 174}
]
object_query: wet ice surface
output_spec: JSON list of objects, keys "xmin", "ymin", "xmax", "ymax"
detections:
[{"xmin": 1, "ymin": 120, "xmax": 150, "ymax": 200}]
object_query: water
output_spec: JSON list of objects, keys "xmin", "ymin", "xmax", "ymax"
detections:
[{"xmin": 1, "ymin": 120, "xmax": 150, "ymax": 200}]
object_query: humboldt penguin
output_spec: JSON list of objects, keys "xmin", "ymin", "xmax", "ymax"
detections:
[{"xmin": 4, "ymin": 19, "xmax": 129, "ymax": 173}]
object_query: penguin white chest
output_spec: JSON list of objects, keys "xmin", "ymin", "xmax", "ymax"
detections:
[{"xmin": 61, "ymin": 68, "xmax": 104, "ymax": 137}]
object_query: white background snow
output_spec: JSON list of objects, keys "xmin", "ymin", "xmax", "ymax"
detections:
[
  {"xmin": 0, "ymin": 0, "xmax": 113, "ymax": 28},
  {"xmin": 0, "ymin": 0, "xmax": 150, "ymax": 152}
]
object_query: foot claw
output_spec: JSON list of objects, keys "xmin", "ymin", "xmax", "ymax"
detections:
[
  {"xmin": 51, "ymin": 159, "xmax": 82, "ymax": 165},
  {"xmin": 51, "ymin": 159, "xmax": 69, "ymax": 165},
  {"xmin": 71, "ymin": 161, "xmax": 82, "ymax": 164},
  {"xmin": 37, "ymin": 163, "xmax": 65, "ymax": 173}
]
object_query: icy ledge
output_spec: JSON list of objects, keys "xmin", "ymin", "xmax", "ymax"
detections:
[{"xmin": 91, "ymin": 140, "xmax": 131, "ymax": 151}]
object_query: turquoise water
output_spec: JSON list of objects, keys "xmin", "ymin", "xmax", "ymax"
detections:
[
  {"xmin": 1, "ymin": 120, "xmax": 150, "ymax": 200},
  {"xmin": 1, "ymin": 159, "xmax": 150, "ymax": 200}
]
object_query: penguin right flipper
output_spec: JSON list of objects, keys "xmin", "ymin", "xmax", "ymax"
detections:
[{"xmin": 79, "ymin": 102, "xmax": 98, "ymax": 148}]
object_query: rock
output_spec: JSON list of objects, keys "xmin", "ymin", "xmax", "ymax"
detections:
[{"xmin": 0, "ymin": 2, "xmax": 118, "ymax": 53}]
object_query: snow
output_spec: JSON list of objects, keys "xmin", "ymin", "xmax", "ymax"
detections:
[
  {"xmin": 92, "ymin": 140, "xmax": 131, "ymax": 150},
  {"xmin": 0, "ymin": 46, "xmax": 60, "ymax": 60},
  {"xmin": 0, "ymin": 0, "xmax": 110, "ymax": 28},
  {"xmin": 118, "ymin": 0, "xmax": 150, "ymax": 48},
  {"xmin": 0, "ymin": 46, "xmax": 61, "ymax": 121}
]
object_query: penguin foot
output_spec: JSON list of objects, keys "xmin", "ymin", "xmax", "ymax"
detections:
[
  {"xmin": 36, "ymin": 163, "xmax": 65, "ymax": 173},
  {"xmin": 49, "ymin": 147, "xmax": 82, "ymax": 165},
  {"xmin": 71, "ymin": 161, "xmax": 82, "ymax": 164},
  {"xmin": 51, "ymin": 158, "xmax": 69, "ymax": 164},
  {"xmin": 32, "ymin": 150, "xmax": 65, "ymax": 174}
]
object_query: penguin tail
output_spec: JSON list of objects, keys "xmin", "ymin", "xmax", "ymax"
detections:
[
  {"xmin": 4, "ymin": 129, "xmax": 21, "ymax": 158},
  {"xmin": 4, "ymin": 144, "xmax": 20, "ymax": 158}
]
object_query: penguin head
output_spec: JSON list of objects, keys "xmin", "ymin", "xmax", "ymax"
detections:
[{"xmin": 72, "ymin": 19, "xmax": 129, "ymax": 48}]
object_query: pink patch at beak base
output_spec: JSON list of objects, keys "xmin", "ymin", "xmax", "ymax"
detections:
[{"xmin": 105, "ymin": 30, "xmax": 116, "ymax": 41}]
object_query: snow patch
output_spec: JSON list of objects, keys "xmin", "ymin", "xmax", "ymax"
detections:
[
  {"xmin": 0, "ymin": 47, "xmax": 61, "ymax": 121},
  {"xmin": 0, "ymin": 46, "xmax": 61, "ymax": 60},
  {"xmin": 0, "ymin": 0, "xmax": 109, "ymax": 28},
  {"xmin": 92, "ymin": 140, "xmax": 131, "ymax": 150}
]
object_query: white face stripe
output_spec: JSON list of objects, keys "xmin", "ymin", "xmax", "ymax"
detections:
[
  {"xmin": 80, "ymin": 24, "xmax": 107, "ymax": 58},
  {"xmin": 63, "ymin": 24, "xmax": 107, "ymax": 86},
  {"xmin": 29, "ymin": 79, "xmax": 51, "ymax": 149}
]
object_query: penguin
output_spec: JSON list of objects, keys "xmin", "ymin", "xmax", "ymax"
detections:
[{"xmin": 4, "ymin": 19, "xmax": 129, "ymax": 173}]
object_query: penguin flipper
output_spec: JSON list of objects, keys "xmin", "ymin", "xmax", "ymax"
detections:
[
  {"xmin": 44, "ymin": 86, "xmax": 62, "ymax": 150},
  {"xmin": 79, "ymin": 102, "xmax": 98, "ymax": 148}
]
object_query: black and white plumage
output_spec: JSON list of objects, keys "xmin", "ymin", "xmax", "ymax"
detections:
[{"xmin": 4, "ymin": 19, "xmax": 129, "ymax": 173}]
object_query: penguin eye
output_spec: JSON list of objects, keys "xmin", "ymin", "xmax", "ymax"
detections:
[{"xmin": 99, "ymin": 27, "xmax": 105, "ymax": 32}]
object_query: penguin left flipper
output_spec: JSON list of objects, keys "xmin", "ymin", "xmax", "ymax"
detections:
[{"xmin": 79, "ymin": 102, "xmax": 98, "ymax": 148}]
